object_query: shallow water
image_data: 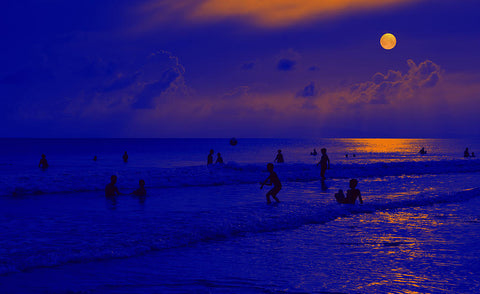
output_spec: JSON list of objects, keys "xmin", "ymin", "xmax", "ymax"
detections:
[{"xmin": 0, "ymin": 138, "xmax": 479, "ymax": 293}]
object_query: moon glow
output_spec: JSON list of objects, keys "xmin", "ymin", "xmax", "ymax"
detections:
[{"xmin": 380, "ymin": 33, "xmax": 396, "ymax": 50}]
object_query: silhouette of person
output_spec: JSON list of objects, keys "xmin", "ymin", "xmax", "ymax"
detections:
[
  {"xmin": 93, "ymin": 156, "xmax": 97, "ymax": 161},
  {"xmin": 472, "ymin": 152, "xmax": 476, "ymax": 158},
  {"xmin": 216, "ymin": 152, "xmax": 224, "ymax": 164},
  {"xmin": 38, "ymin": 154, "xmax": 49, "ymax": 169},
  {"xmin": 311, "ymin": 149, "xmax": 318, "ymax": 156},
  {"xmin": 260, "ymin": 163, "xmax": 281, "ymax": 204},
  {"xmin": 353, "ymin": 154, "xmax": 356, "ymax": 158},
  {"xmin": 464, "ymin": 148, "xmax": 470, "ymax": 158},
  {"xmin": 419, "ymin": 147, "xmax": 427, "ymax": 155},
  {"xmin": 274, "ymin": 150, "xmax": 284, "ymax": 163},
  {"xmin": 345, "ymin": 154, "xmax": 348, "ymax": 158},
  {"xmin": 132, "ymin": 179, "xmax": 146, "ymax": 197},
  {"xmin": 316, "ymin": 148, "xmax": 330, "ymax": 180},
  {"xmin": 335, "ymin": 179, "xmax": 363, "ymax": 204},
  {"xmin": 207, "ymin": 149, "xmax": 214, "ymax": 165},
  {"xmin": 105, "ymin": 175, "xmax": 121, "ymax": 198},
  {"xmin": 123, "ymin": 151, "xmax": 128, "ymax": 162}
]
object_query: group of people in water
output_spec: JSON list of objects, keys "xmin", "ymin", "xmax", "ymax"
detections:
[
  {"xmin": 257, "ymin": 148, "xmax": 336, "ymax": 204},
  {"xmin": 207, "ymin": 149, "xmax": 224, "ymax": 165},
  {"xmin": 105, "ymin": 175, "xmax": 146, "ymax": 200},
  {"xmin": 38, "ymin": 152, "xmax": 145, "ymax": 202},
  {"xmin": 36, "ymin": 144, "xmax": 477, "ymax": 205},
  {"xmin": 418, "ymin": 147, "xmax": 475, "ymax": 157},
  {"xmin": 464, "ymin": 148, "xmax": 476, "ymax": 158}
]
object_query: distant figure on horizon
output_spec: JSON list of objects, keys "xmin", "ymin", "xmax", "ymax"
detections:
[
  {"xmin": 335, "ymin": 179, "xmax": 363, "ymax": 204},
  {"xmin": 123, "ymin": 151, "xmax": 129, "ymax": 162},
  {"xmin": 472, "ymin": 152, "xmax": 476, "ymax": 158},
  {"xmin": 311, "ymin": 149, "xmax": 318, "ymax": 156},
  {"xmin": 274, "ymin": 150, "xmax": 284, "ymax": 163},
  {"xmin": 207, "ymin": 149, "xmax": 214, "ymax": 165},
  {"xmin": 93, "ymin": 155, "xmax": 97, "ymax": 161},
  {"xmin": 464, "ymin": 148, "xmax": 470, "ymax": 158},
  {"xmin": 345, "ymin": 154, "xmax": 348, "ymax": 158},
  {"xmin": 260, "ymin": 163, "xmax": 281, "ymax": 204},
  {"xmin": 317, "ymin": 148, "xmax": 330, "ymax": 180},
  {"xmin": 38, "ymin": 154, "xmax": 49, "ymax": 169},
  {"xmin": 419, "ymin": 147, "xmax": 427, "ymax": 155},
  {"xmin": 353, "ymin": 154, "xmax": 356, "ymax": 158},
  {"xmin": 105, "ymin": 175, "xmax": 121, "ymax": 198},
  {"xmin": 216, "ymin": 152, "xmax": 224, "ymax": 164},
  {"xmin": 132, "ymin": 179, "xmax": 146, "ymax": 197}
]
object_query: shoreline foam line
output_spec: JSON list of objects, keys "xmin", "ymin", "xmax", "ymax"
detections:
[{"xmin": 1, "ymin": 187, "xmax": 479, "ymax": 276}]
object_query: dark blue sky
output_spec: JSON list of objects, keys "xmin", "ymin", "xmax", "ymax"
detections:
[{"xmin": 1, "ymin": 0, "xmax": 479, "ymax": 137}]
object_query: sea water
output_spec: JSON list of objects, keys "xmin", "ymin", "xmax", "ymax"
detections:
[{"xmin": 0, "ymin": 138, "xmax": 479, "ymax": 293}]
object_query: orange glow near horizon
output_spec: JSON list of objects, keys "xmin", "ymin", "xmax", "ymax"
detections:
[{"xmin": 340, "ymin": 138, "xmax": 427, "ymax": 157}]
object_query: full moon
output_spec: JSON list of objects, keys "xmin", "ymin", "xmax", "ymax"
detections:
[{"xmin": 380, "ymin": 33, "xmax": 396, "ymax": 50}]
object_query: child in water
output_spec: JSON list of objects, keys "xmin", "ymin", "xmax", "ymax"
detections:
[
  {"xmin": 260, "ymin": 163, "xmax": 281, "ymax": 204},
  {"xmin": 335, "ymin": 179, "xmax": 363, "ymax": 204},
  {"xmin": 38, "ymin": 154, "xmax": 49, "ymax": 169},
  {"xmin": 216, "ymin": 152, "xmax": 224, "ymax": 164},
  {"xmin": 274, "ymin": 150, "xmax": 284, "ymax": 163},
  {"xmin": 132, "ymin": 179, "xmax": 146, "ymax": 197}
]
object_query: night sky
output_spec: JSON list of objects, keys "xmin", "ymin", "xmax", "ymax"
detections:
[{"xmin": 2, "ymin": 0, "xmax": 479, "ymax": 138}]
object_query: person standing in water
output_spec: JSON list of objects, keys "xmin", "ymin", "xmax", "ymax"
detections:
[
  {"xmin": 105, "ymin": 175, "xmax": 122, "ymax": 198},
  {"xmin": 260, "ymin": 163, "xmax": 281, "ymax": 204},
  {"xmin": 207, "ymin": 149, "xmax": 214, "ymax": 165},
  {"xmin": 38, "ymin": 154, "xmax": 49, "ymax": 169},
  {"xmin": 216, "ymin": 152, "xmax": 224, "ymax": 164},
  {"xmin": 274, "ymin": 150, "xmax": 284, "ymax": 163},
  {"xmin": 464, "ymin": 148, "xmax": 470, "ymax": 158},
  {"xmin": 123, "ymin": 151, "xmax": 129, "ymax": 162},
  {"xmin": 317, "ymin": 148, "xmax": 330, "ymax": 180},
  {"xmin": 335, "ymin": 179, "xmax": 363, "ymax": 204}
]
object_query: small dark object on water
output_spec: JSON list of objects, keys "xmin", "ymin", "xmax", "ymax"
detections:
[{"xmin": 230, "ymin": 138, "xmax": 238, "ymax": 146}]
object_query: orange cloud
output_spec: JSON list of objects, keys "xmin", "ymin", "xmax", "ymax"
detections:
[{"xmin": 139, "ymin": 0, "xmax": 420, "ymax": 29}]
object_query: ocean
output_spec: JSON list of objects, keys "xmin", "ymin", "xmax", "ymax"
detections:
[{"xmin": 0, "ymin": 138, "xmax": 479, "ymax": 293}]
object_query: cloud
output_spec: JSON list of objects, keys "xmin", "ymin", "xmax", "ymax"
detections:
[
  {"xmin": 277, "ymin": 58, "xmax": 296, "ymax": 71},
  {"xmin": 26, "ymin": 50, "xmax": 189, "ymax": 120},
  {"xmin": 132, "ymin": 68, "xmax": 180, "ymax": 109},
  {"xmin": 96, "ymin": 50, "xmax": 188, "ymax": 110},
  {"xmin": 222, "ymin": 86, "xmax": 250, "ymax": 99},
  {"xmin": 138, "ymin": 0, "xmax": 420, "ymax": 29},
  {"xmin": 296, "ymin": 82, "xmax": 318, "ymax": 98},
  {"xmin": 103, "ymin": 72, "xmax": 141, "ymax": 93},
  {"xmin": 338, "ymin": 59, "xmax": 442, "ymax": 106}
]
